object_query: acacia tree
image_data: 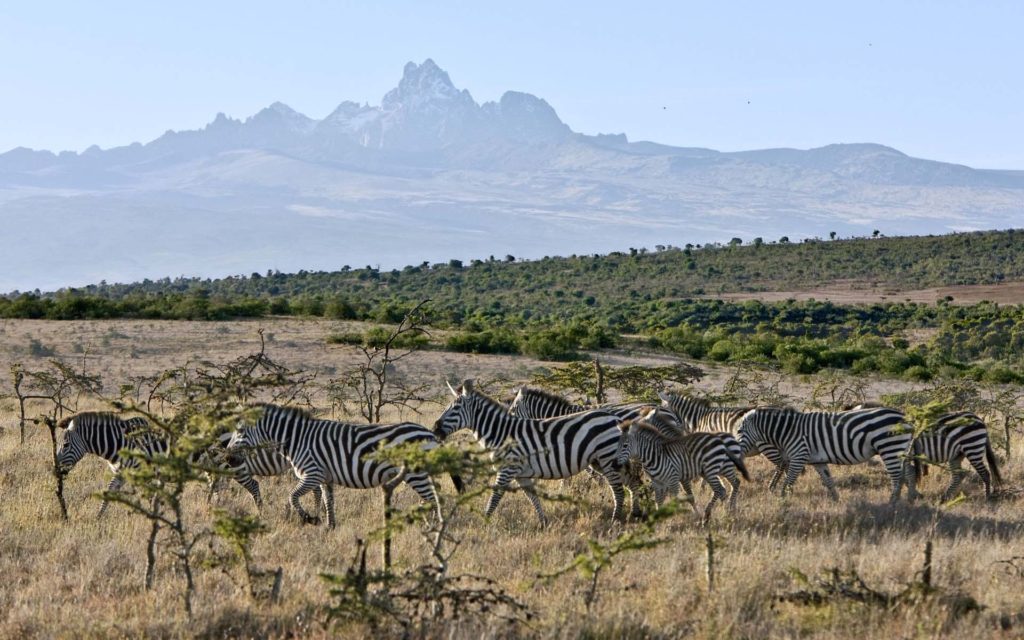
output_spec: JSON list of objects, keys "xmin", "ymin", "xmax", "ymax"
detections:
[
  {"xmin": 11, "ymin": 360, "xmax": 102, "ymax": 442},
  {"xmin": 325, "ymin": 299, "xmax": 433, "ymax": 422}
]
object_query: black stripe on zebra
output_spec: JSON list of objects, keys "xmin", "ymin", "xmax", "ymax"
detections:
[
  {"xmin": 914, "ymin": 412, "xmax": 1002, "ymax": 500},
  {"xmin": 657, "ymin": 391, "xmax": 752, "ymax": 434},
  {"xmin": 55, "ymin": 412, "xmax": 164, "ymax": 517},
  {"xmin": 213, "ymin": 431, "xmax": 324, "ymax": 512},
  {"xmin": 434, "ymin": 380, "xmax": 642, "ymax": 525},
  {"xmin": 616, "ymin": 420, "xmax": 749, "ymax": 524},
  {"xmin": 511, "ymin": 386, "xmax": 683, "ymax": 429},
  {"xmin": 736, "ymin": 406, "xmax": 919, "ymax": 503},
  {"xmin": 228, "ymin": 403, "xmax": 462, "ymax": 528}
]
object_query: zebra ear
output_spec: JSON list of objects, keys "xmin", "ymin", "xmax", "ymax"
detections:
[
  {"xmin": 462, "ymin": 379, "xmax": 475, "ymax": 394},
  {"xmin": 445, "ymin": 380, "xmax": 459, "ymax": 398},
  {"xmin": 657, "ymin": 390, "xmax": 671, "ymax": 402}
]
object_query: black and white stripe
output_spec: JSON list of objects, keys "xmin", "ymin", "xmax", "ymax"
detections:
[
  {"xmin": 435, "ymin": 380, "xmax": 641, "ymax": 524},
  {"xmin": 229, "ymin": 403, "xmax": 462, "ymax": 528},
  {"xmin": 55, "ymin": 412, "xmax": 164, "ymax": 517},
  {"xmin": 658, "ymin": 391, "xmax": 752, "ymax": 434},
  {"xmin": 511, "ymin": 386, "xmax": 682, "ymax": 429},
  {"xmin": 736, "ymin": 406, "xmax": 918, "ymax": 502},
  {"xmin": 214, "ymin": 431, "xmax": 323, "ymax": 512},
  {"xmin": 914, "ymin": 412, "xmax": 1002, "ymax": 500},
  {"xmin": 615, "ymin": 420, "xmax": 750, "ymax": 524}
]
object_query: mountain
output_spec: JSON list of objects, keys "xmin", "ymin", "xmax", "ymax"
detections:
[{"xmin": 2, "ymin": 59, "xmax": 1023, "ymax": 293}]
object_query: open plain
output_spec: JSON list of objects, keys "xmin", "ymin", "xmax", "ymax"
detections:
[{"xmin": 1, "ymin": 318, "xmax": 1023, "ymax": 638}]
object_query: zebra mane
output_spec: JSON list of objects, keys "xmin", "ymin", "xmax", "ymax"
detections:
[
  {"xmin": 753, "ymin": 405, "xmax": 800, "ymax": 416},
  {"xmin": 467, "ymin": 388, "xmax": 511, "ymax": 412},
  {"xmin": 56, "ymin": 411, "xmax": 138, "ymax": 430},
  {"xmin": 665, "ymin": 391, "xmax": 711, "ymax": 409},
  {"xmin": 622, "ymin": 418, "xmax": 687, "ymax": 445},
  {"xmin": 517, "ymin": 386, "xmax": 581, "ymax": 410},
  {"xmin": 253, "ymin": 402, "xmax": 316, "ymax": 421}
]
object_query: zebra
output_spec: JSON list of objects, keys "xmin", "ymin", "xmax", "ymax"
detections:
[
  {"xmin": 508, "ymin": 386, "xmax": 682, "ymax": 487},
  {"xmin": 213, "ymin": 431, "xmax": 324, "ymax": 514},
  {"xmin": 434, "ymin": 380, "xmax": 642, "ymax": 525},
  {"xmin": 227, "ymin": 403, "xmax": 463, "ymax": 528},
  {"xmin": 657, "ymin": 391, "xmax": 752, "ymax": 434},
  {"xmin": 55, "ymin": 412, "xmax": 165, "ymax": 517},
  {"xmin": 912, "ymin": 412, "xmax": 1002, "ymax": 500},
  {"xmin": 736, "ymin": 406, "xmax": 919, "ymax": 503},
  {"xmin": 510, "ymin": 386, "xmax": 683, "ymax": 430},
  {"xmin": 615, "ymin": 419, "xmax": 750, "ymax": 524}
]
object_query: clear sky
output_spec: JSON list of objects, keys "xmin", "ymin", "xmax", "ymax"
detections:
[{"xmin": 2, "ymin": 1, "xmax": 1022, "ymax": 168}]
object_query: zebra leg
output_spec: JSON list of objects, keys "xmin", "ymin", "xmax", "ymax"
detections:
[
  {"xmin": 484, "ymin": 468, "xmax": 517, "ymax": 520},
  {"xmin": 405, "ymin": 472, "xmax": 444, "ymax": 524},
  {"xmin": 761, "ymin": 445, "xmax": 787, "ymax": 494},
  {"xmin": 724, "ymin": 468, "xmax": 741, "ymax": 511},
  {"xmin": 812, "ymin": 464, "xmax": 839, "ymax": 501},
  {"xmin": 596, "ymin": 466, "xmax": 628, "ymax": 522},
  {"xmin": 680, "ymin": 479, "xmax": 699, "ymax": 513},
  {"xmin": 882, "ymin": 450, "xmax": 914, "ymax": 503},
  {"xmin": 623, "ymin": 466, "xmax": 646, "ymax": 518},
  {"xmin": 322, "ymin": 483, "xmax": 336, "ymax": 529},
  {"xmin": 516, "ymin": 478, "xmax": 548, "ymax": 527},
  {"xmin": 97, "ymin": 474, "xmax": 125, "ymax": 518},
  {"xmin": 964, "ymin": 451, "xmax": 993, "ymax": 499},
  {"xmin": 702, "ymin": 475, "xmax": 729, "ymax": 526},
  {"xmin": 780, "ymin": 454, "xmax": 807, "ymax": 498},
  {"xmin": 290, "ymin": 473, "xmax": 325, "ymax": 525},
  {"xmin": 233, "ymin": 473, "xmax": 263, "ymax": 511},
  {"xmin": 942, "ymin": 455, "xmax": 968, "ymax": 502}
]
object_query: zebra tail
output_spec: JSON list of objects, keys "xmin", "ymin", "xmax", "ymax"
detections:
[
  {"xmin": 449, "ymin": 473, "xmax": 466, "ymax": 494},
  {"xmin": 725, "ymin": 448, "xmax": 751, "ymax": 482},
  {"xmin": 986, "ymin": 441, "xmax": 1003, "ymax": 486}
]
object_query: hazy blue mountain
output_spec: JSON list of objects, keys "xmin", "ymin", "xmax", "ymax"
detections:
[{"xmin": 2, "ymin": 59, "xmax": 1022, "ymax": 292}]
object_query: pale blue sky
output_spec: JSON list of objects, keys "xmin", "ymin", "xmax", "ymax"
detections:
[{"xmin": 2, "ymin": 1, "xmax": 1022, "ymax": 168}]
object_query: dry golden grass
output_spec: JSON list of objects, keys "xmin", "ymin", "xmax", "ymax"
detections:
[{"xmin": 1, "ymin": 319, "xmax": 1023, "ymax": 638}]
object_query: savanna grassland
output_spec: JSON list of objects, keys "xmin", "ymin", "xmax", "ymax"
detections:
[{"xmin": 2, "ymin": 318, "xmax": 1024, "ymax": 638}]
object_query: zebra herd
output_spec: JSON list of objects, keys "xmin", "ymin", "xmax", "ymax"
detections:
[{"xmin": 53, "ymin": 380, "xmax": 1002, "ymax": 530}]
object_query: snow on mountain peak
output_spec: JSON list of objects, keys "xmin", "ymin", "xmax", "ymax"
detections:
[{"xmin": 382, "ymin": 58, "xmax": 473, "ymax": 111}]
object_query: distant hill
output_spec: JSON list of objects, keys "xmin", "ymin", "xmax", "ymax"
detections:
[{"xmin": 2, "ymin": 59, "xmax": 1022, "ymax": 293}]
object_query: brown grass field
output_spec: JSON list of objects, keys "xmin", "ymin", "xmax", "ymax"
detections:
[{"xmin": 2, "ymin": 318, "xmax": 1023, "ymax": 638}]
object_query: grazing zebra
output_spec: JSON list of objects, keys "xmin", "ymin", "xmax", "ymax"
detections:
[
  {"xmin": 434, "ymin": 380, "xmax": 642, "ymax": 525},
  {"xmin": 55, "ymin": 412, "xmax": 164, "ymax": 517},
  {"xmin": 657, "ymin": 391, "xmax": 752, "ymax": 434},
  {"xmin": 214, "ymin": 431, "xmax": 324, "ymax": 513},
  {"xmin": 228, "ymin": 404, "xmax": 463, "ymax": 528},
  {"xmin": 736, "ymin": 406, "xmax": 919, "ymax": 503},
  {"xmin": 615, "ymin": 420, "xmax": 750, "ymax": 524},
  {"xmin": 913, "ymin": 412, "xmax": 1002, "ymax": 500}
]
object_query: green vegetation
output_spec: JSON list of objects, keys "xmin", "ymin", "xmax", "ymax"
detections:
[{"xmin": 3, "ymin": 228, "xmax": 1024, "ymax": 377}]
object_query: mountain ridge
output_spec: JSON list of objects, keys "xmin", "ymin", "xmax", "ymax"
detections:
[{"xmin": 1, "ymin": 59, "xmax": 1022, "ymax": 293}]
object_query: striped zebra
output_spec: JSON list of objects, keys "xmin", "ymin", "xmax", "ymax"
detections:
[
  {"xmin": 510, "ymin": 386, "xmax": 683, "ymax": 430},
  {"xmin": 615, "ymin": 420, "xmax": 750, "ymax": 524},
  {"xmin": 55, "ymin": 412, "xmax": 165, "ymax": 517},
  {"xmin": 227, "ymin": 404, "xmax": 463, "ymax": 528},
  {"xmin": 913, "ymin": 412, "xmax": 1002, "ymax": 500},
  {"xmin": 214, "ymin": 431, "xmax": 324, "ymax": 513},
  {"xmin": 509, "ymin": 386, "xmax": 681, "ymax": 486},
  {"xmin": 658, "ymin": 391, "xmax": 752, "ymax": 434},
  {"xmin": 434, "ymin": 380, "xmax": 642, "ymax": 525},
  {"xmin": 736, "ymin": 406, "xmax": 919, "ymax": 503}
]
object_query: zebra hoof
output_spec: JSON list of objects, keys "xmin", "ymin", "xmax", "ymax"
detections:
[{"xmin": 302, "ymin": 514, "xmax": 321, "ymax": 526}]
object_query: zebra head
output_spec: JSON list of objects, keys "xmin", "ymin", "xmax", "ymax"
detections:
[
  {"xmin": 736, "ymin": 408, "xmax": 764, "ymax": 456},
  {"xmin": 55, "ymin": 420, "xmax": 87, "ymax": 474},
  {"xmin": 433, "ymin": 379, "xmax": 475, "ymax": 441},
  {"xmin": 614, "ymin": 421, "xmax": 635, "ymax": 470},
  {"xmin": 225, "ymin": 426, "xmax": 269, "ymax": 461}
]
